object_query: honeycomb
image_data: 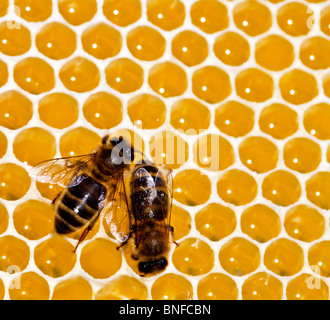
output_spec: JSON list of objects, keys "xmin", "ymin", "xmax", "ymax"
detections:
[{"xmin": 0, "ymin": 0, "xmax": 329, "ymax": 300}]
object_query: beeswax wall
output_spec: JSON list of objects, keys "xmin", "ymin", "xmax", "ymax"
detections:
[{"xmin": 0, "ymin": 0, "xmax": 330, "ymax": 300}]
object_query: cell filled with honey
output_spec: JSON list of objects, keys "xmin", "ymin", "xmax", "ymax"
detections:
[
  {"xmin": 242, "ymin": 272, "xmax": 283, "ymax": 300},
  {"xmin": 127, "ymin": 26, "xmax": 165, "ymax": 61},
  {"xmin": 13, "ymin": 200, "xmax": 54, "ymax": 240},
  {"xmin": 262, "ymin": 170, "xmax": 301, "ymax": 207},
  {"xmin": 283, "ymin": 138, "xmax": 321, "ymax": 173},
  {"xmin": 324, "ymin": 74, "xmax": 330, "ymax": 98},
  {"xmin": 36, "ymin": 182, "xmax": 64, "ymax": 202},
  {"xmin": 300, "ymin": 37, "xmax": 330, "ymax": 70},
  {"xmin": 58, "ymin": 0, "xmax": 97, "ymax": 26},
  {"xmin": 195, "ymin": 203, "xmax": 236, "ymax": 242},
  {"xmin": 213, "ymin": 32, "xmax": 250, "ymax": 67},
  {"xmin": 0, "ymin": 202, "xmax": 8, "ymax": 235},
  {"xmin": 151, "ymin": 273, "xmax": 193, "ymax": 300},
  {"xmin": 320, "ymin": 5, "xmax": 330, "ymax": 36},
  {"xmin": 173, "ymin": 169, "xmax": 211, "ymax": 206},
  {"xmin": 0, "ymin": 0, "xmax": 8, "ymax": 17},
  {"xmin": 192, "ymin": 66, "xmax": 231, "ymax": 104},
  {"xmin": 304, "ymin": 103, "xmax": 330, "ymax": 140},
  {"xmin": 241, "ymin": 204, "xmax": 281, "ymax": 243},
  {"xmin": 235, "ymin": 68, "xmax": 274, "ymax": 102},
  {"xmin": 83, "ymin": 92, "xmax": 122, "ymax": 129},
  {"xmin": 172, "ymin": 31, "xmax": 208, "ymax": 67},
  {"xmin": 193, "ymin": 134, "xmax": 235, "ymax": 171},
  {"xmin": 190, "ymin": 0, "xmax": 229, "ymax": 34},
  {"xmin": 306, "ymin": 172, "xmax": 330, "ymax": 210},
  {"xmin": 13, "ymin": 127, "xmax": 56, "ymax": 166},
  {"xmin": 233, "ymin": 0, "xmax": 272, "ymax": 36},
  {"xmin": 0, "ymin": 21, "xmax": 31, "ymax": 56},
  {"xmin": 171, "ymin": 205, "xmax": 191, "ymax": 241},
  {"xmin": 172, "ymin": 238, "xmax": 214, "ymax": 276},
  {"xmin": 308, "ymin": 241, "xmax": 330, "ymax": 277},
  {"xmin": 14, "ymin": 58, "xmax": 55, "ymax": 95},
  {"xmin": 217, "ymin": 169, "xmax": 257, "ymax": 206},
  {"xmin": 147, "ymin": 0, "xmax": 185, "ymax": 31},
  {"xmin": 0, "ymin": 163, "xmax": 30, "ymax": 201},
  {"xmin": 14, "ymin": 0, "xmax": 52, "ymax": 22},
  {"xmin": 264, "ymin": 238, "xmax": 304, "ymax": 276},
  {"xmin": 0, "ymin": 60, "xmax": 7, "ymax": 88},
  {"xmin": 0, "ymin": 279, "xmax": 4, "ymax": 300},
  {"xmin": 197, "ymin": 273, "xmax": 238, "ymax": 300},
  {"xmin": 36, "ymin": 22, "xmax": 76, "ymax": 60},
  {"xmin": 0, "ymin": 131, "xmax": 7, "ymax": 159},
  {"xmin": 259, "ymin": 103, "xmax": 298, "ymax": 140},
  {"xmin": 59, "ymin": 57, "xmax": 100, "ymax": 93},
  {"xmin": 52, "ymin": 277, "xmax": 93, "ymax": 300},
  {"xmin": 66, "ymin": 219, "xmax": 100, "ymax": 244},
  {"xmin": 38, "ymin": 93, "xmax": 78, "ymax": 129},
  {"xmin": 219, "ymin": 237, "xmax": 260, "ymax": 276},
  {"xmin": 34, "ymin": 236, "xmax": 76, "ymax": 278},
  {"xmin": 82, "ymin": 23, "xmax": 122, "ymax": 60}
]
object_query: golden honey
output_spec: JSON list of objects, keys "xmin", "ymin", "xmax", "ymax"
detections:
[
  {"xmin": 14, "ymin": 0, "xmax": 52, "ymax": 22},
  {"xmin": 0, "ymin": 279, "xmax": 4, "ymax": 300},
  {"xmin": 0, "ymin": 202, "xmax": 8, "ymax": 235},
  {"xmin": 171, "ymin": 205, "xmax": 191, "ymax": 241},
  {"xmin": 0, "ymin": 60, "xmax": 7, "ymax": 88},
  {"xmin": 52, "ymin": 277, "xmax": 93, "ymax": 300},
  {"xmin": 308, "ymin": 241, "xmax": 330, "ymax": 277},
  {"xmin": 306, "ymin": 172, "xmax": 330, "ymax": 210},
  {"xmin": 0, "ymin": 0, "xmax": 8, "ymax": 17},
  {"xmin": 304, "ymin": 103, "xmax": 330, "ymax": 140},
  {"xmin": 300, "ymin": 37, "xmax": 330, "ymax": 70},
  {"xmin": 0, "ymin": 131, "xmax": 7, "ymax": 159},
  {"xmin": 320, "ymin": 5, "xmax": 330, "ymax": 36},
  {"xmin": 36, "ymin": 182, "xmax": 64, "ymax": 202}
]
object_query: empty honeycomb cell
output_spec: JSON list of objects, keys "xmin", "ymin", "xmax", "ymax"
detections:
[
  {"xmin": 214, "ymin": 101, "xmax": 254, "ymax": 138},
  {"xmin": 171, "ymin": 205, "xmax": 191, "ymax": 241},
  {"xmin": 286, "ymin": 273, "xmax": 329, "ymax": 300},
  {"xmin": 149, "ymin": 130, "xmax": 189, "ymax": 170},
  {"xmin": 59, "ymin": 127, "xmax": 100, "ymax": 157},
  {"xmin": 0, "ymin": 60, "xmax": 8, "ymax": 88},
  {"xmin": 308, "ymin": 241, "xmax": 330, "ymax": 277},
  {"xmin": 279, "ymin": 69, "xmax": 318, "ymax": 105},
  {"xmin": 284, "ymin": 205, "xmax": 324, "ymax": 243},
  {"xmin": 9, "ymin": 272, "xmax": 49, "ymax": 300},
  {"xmin": 304, "ymin": 103, "xmax": 330, "ymax": 140},
  {"xmin": 59, "ymin": 57, "xmax": 100, "ymax": 93},
  {"xmin": 320, "ymin": 5, "xmax": 330, "ymax": 36},
  {"xmin": 34, "ymin": 236, "xmax": 76, "ymax": 278},
  {"xmin": 239, "ymin": 136, "xmax": 278, "ymax": 173},
  {"xmin": 0, "ymin": 279, "xmax": 3, "ymax": 300},
  {"xmin": 262, "ymin": 170, "xmax": 301, "ymax": 207},
  {"xmin": 235, "ymin": 68, "xmax": 274, "ymax": 103},
  {"xmin": 217, "ymin": 169, "xmax": 257, "ymax": 206},
  {"xmin": 127, "ymin": 26, "xmax": 165, "ymax": 61},
  {"xmin": 173, "ymin": 169, "xmax": 211, "ymax": 206},
  {"xmin": 195, "ymin": 203, "xmax": 236, "ymax": 242},
  {"xmin": 0, "ymin": 235, "xmax": 30, "ymax": 272},
  {"xmin": 197, "ymin": 273, "xmax": 238, "ymax": 300},
  {"xmin": 306, "ymin": 172, "xmax": 330, "ymax": 210},
  {"xmin": 36, "ymin": 22, "xmax": 76, "ymax": 60},
  {"xmin": 213, "ymin": 32, "xmax": 250, "ymax": 67},
  {"xmin": 241, "ymin": 204, "xmax": 281, "ymax": 243},
  {"xmin": 151, "ymin": 273, "xmax": 193, "ymax": 300},
  {"xmin": 233, "ymin": 0, "xmax": 272, "ymax": 36},
  {"xmin": 192, "ymin": 66, "xmax": 231, "ymax": 104},
  {"xmin": 127, "ymin": 94, "xmax": 166, "ymax": 129},
  {"xmin": 300, "ymin": 37, "xmax": 330, "ymax": 70},
  {"xmin": 14, "ymin": 0, "xmax": 52, "ymax": 22},
  {"xmin": 147, "ymin": 0, "xmax": 185, "ymax": 31},
  {"xmin": 148, "ymin": 62, "xmax": 187, "ymax": 98},
  {"xmin": 219, "ymin": 237, "xmax": 260, "ymax": 276},
  {"xmin": 36, "ymin": 182, "xmax": 64, "ymax": 202},
  {"xmin": 193, "ymin": 134, "xmax": 235, "ymax": 171},
  {"xmin": 105, "ymin": 58, "xmax": 143, "ymax": 94},
  {"xmin": 172, "ymin": 31, "xmax": 208, "ymax": 67},
  {"xmin": 259, "ymin": 103, "xmax": 298, "ymax": 140},
  {"xmin": 13, "ymin": 200, "xmax": 54, "ymax": 240},
  {"xmin": 0, "ymin": 163, "xmax": 30, "ymax": 201},
  {"xmin": 255, "ymin": 35, "xmax": 294, "ymax": 71},
  {"xmin": 13, "ymin": 127, "xmax": 56, "ymax": 166},
  {"xmin": 277, "ymin": 2, "xmax": 313, "ymax": 37},
  {"xmin": 95, "ymin": 275, "xmax": 148, "ymax": 300},
  {"xmin": 52, "ymin": 277, "xmax": 93, "ymax": 300},
  {"xmin": 190, "ymin": 0, "xmax": 229, "ymax": 34},
  {"xmin": 0, "ymin": 131, "xmax": 7, "ymax": 159},
  {"xmin": 0, "ymin": 21, "xmax": 31, "ymax": 56},
  {"xmin": 172, "ymin": 238, "xmax": 214, "ymax": 276},
  {"xmin": 82, "ymin": 23, "xmax": 122, "ymax": 60},
  {"xmin": 283, "ymin": 138, "xmax": 321, "ymax": 173},
  {"xmin": 83, "ymin": 92, "xmax": 122, "ymax": 129},
  {"xmin": 0, "ymin": 90, "xmax": 33, "ymax": 130},
  {"xmin": 38, "ymin": 93, "xmax": 79, "ymax": 129},
  {"xmin": 242, "ymin": 272, "xmax": 283, "ymax": 300},
  {"xmin": 264, "ymin": 238, "xmax": 304, "ymax": 276},
  {"xmin": 14, "ymin": 58, "xmax": 55, "ymax": 95},
  {"xmin": 58, "ymin": 0, "xmax": 97, "ymax": 26},
  {"xmin": 80, "ymin": 238, "xmax": 122, "ymax": 279},
  {"xmin": 0, "ymin": 203, "xmax": 8, "ymax": 235},
  {"xmin": 0, "ymin": 0, "xmax": 8, "ymax": 17}
]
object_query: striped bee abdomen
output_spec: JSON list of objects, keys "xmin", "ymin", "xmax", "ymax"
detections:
[{"xmin": 55, "ymin": 174, "xmax": 107, "ymax": 234}]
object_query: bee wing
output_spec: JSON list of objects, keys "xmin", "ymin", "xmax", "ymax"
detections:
[{"xmin": 30, "ymin": 153, "xmax": 96, "ymax": 188}]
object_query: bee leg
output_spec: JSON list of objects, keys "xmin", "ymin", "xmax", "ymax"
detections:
[{"xmin": 169, "ymin": 226, "xmax": 179, "ymax": 247}]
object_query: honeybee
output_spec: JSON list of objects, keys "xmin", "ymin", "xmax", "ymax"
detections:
[{"xmin": 31, "ymin": 135, "xmax": 175, "ymax": 276}]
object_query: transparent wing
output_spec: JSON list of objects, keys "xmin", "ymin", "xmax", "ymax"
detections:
[{"xmin": 30, "ymin": 153, "xmax": 96, "ymax": 188}]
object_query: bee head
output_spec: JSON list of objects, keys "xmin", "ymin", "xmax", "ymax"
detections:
[{"xmin": 138, "ymin": 257, "xmax": 168, "ymax": 275}]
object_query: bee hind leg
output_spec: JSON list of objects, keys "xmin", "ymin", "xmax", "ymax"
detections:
[{"xmin": 169, "ymin": 226, "xmax": 179, "ymax": 247}]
